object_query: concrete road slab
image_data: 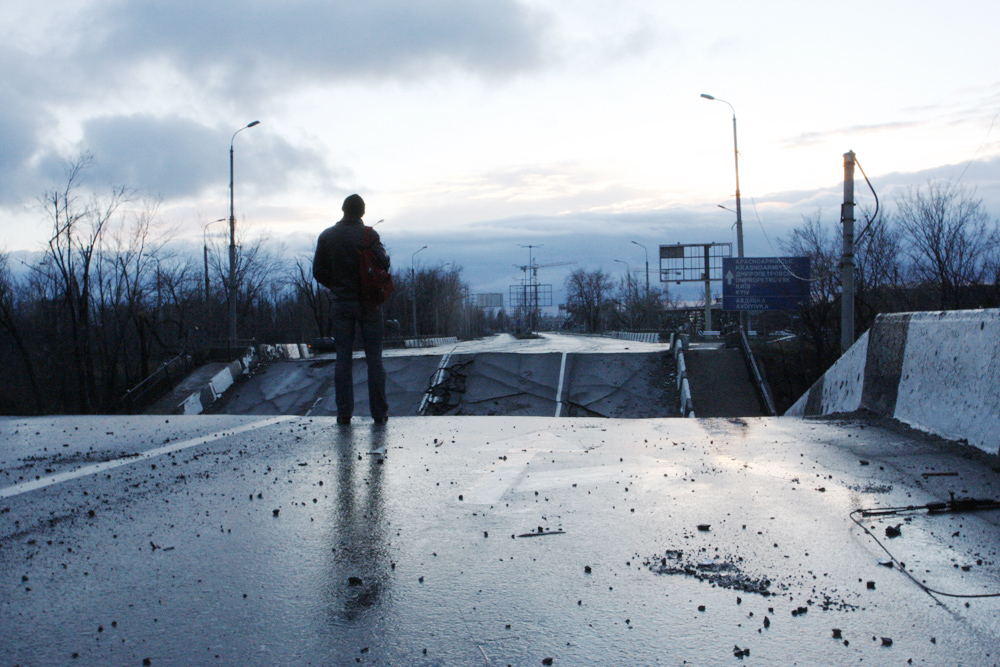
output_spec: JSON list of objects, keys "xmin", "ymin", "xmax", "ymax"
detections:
[
  {"xmin": 2, "ymin": 414, "xmax": 1000, "ymax": 666},
  {"xmin": 215, "ymin": 355, "xmax": 443, "ymax": 418}
]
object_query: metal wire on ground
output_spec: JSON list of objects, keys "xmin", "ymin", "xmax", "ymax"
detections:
[{"xmin": 849, "ymin": 498, "xmax": 1000, "ymax": 599}]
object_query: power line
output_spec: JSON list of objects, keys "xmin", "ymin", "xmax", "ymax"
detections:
[{"xmin": 954, "ymin": 106, "xmax": 1000, "ymax": 185}]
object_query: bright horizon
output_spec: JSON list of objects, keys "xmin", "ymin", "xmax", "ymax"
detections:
[{"xmin": 2, "ymin": 1, "xmax": 998, "ymax": 303}]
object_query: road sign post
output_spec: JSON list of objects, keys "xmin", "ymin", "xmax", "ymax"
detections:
[{"xmin": 722, "ymin": 257, "xmax": 810, "ymax": 312}]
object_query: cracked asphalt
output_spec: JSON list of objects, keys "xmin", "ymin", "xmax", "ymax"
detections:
[{"xmin": 3, "ymin": 411, "xmax": 1000, "ymax": 666}]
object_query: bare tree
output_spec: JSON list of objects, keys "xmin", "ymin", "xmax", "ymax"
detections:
[
  {"xmin": 206, "ymin": 220, "xmax": 285, "ymax": 341},
  {"xmin": 565, "ymin": 268, "xmax": 613, "ymax": 333},
  {"xmin": 40, "ymin": 155, "xmax": 132, "ymax": 412},
  {"xmin": 779, "ymin": 212, "xmax": 841, "ymax": 367},
  {"xmin": 895, "ymin": 182, "xmax": 998, "ymax": 309},
  {"xmin": 853, "ymin": 205, "xmax": 907, "ymax": 330},
  {"xmin": 613, "ymin": 273, "xmax": 640, "ymax": 329},
  {"xmin": 289, "ymin": 256, "xmax": 331, "ymax": 337},
  {"xmin": 0, "ymin": 250, "xmax": 43, "ymax": 411}
]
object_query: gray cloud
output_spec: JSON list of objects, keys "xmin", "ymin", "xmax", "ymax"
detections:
[
  {"xmin": 0, "ymin": 1, "xmax": 552, "ymax": 206},
  {"xmin": 78, "ymin": 114, "xmax": 336, "ymax": 199},
  {"xmin": 0, "ymin": 90, "xmax": 49, "ymax": 203},
  {"xmin": 83, "ymin": 0, "xmax": 551, "ymax": 99}
]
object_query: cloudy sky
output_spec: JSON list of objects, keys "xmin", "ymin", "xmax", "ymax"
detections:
[{"xmin": 2, "ymin": 0, "xmax": 999, "ymax": 302}]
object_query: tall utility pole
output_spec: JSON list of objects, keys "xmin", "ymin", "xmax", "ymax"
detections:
[
  {"xmin": 841, "ymin": 150, "xmax": 856, "ymax": 354},
  {"xmin": 518, "ymin": 244, "xmax": 542, "ymax": 332}
]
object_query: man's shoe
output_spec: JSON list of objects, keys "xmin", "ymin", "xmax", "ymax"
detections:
[
  {"xmin": 337, "ymin": 416, "xmax": 351, "ymax": 425},
  {"xmin": 373, "ymin": 415, "xmax": 388, "ymax": 424}
]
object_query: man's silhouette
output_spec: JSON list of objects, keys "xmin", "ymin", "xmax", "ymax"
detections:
[{"xmin": 313, "ymin": 194, "xmax": 390, "ymax": 424}]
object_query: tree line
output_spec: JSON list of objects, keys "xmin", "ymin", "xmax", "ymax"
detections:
[
  {"xmin": 562, "ymin": 267, "xmax": 676, "ymax": 333},
  {"xmin": 776, "ymin": 181, "xmax": 999, "ymax": 370},
  {"xmin": 0, "ymin": 158, "xmax": 487, "ymax": 415}
]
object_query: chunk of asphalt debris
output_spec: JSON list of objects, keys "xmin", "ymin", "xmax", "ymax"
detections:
[
  {"xmin": 885, "ymin": 524, "xmax": 902, "ymax": 538},
  {"xmin": 584, "ymin": 566, "xmax": 592, "ymax": 574},
  {"xmin": 518, "ymin": 529, "xmax": 566, "ymax": 538},
  {"xmin": 348, "ymin": 577, "xmax": 363, "ymax": 586},
  {"xmin": 867, "ymin": 581, "xmax": 876, "ymax": 590},
  {"xmin": 832, "ymin": 628, "xmax": 842, "ymax": 639},
  {"xmin": 272, "ymin": 509, "xmax": 280, "ymax": 517},
  {"xmin": 881, "ymin": 637, "xmax": 893, "ymax": 647},
  {"xmin": 733, "ymin": 645, "xmax": 749, "ymax": 658},
  {"xmin": 763, "ymin": 616, "xmax": 770, "ymax": 629},
  {"xmin": 859, "ymin": 460, "xmax": 870, "ymax": 466},
  {"xmin": 878, "ymin": 558, "xmax": 893, "ymax": 567},
  {"xmin": 697, "ymin": 524, "xmax": 711, "ymax": 532},
  {"xmin": 542, "ymin": 658, "xmax": 554, "ymax": 665}
]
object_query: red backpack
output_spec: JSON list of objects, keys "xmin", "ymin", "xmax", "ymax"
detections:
[{"xmin": 358, "ymin": 226, "xmax": 394, "ymax": 305}]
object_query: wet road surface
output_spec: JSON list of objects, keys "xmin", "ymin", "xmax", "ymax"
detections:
[{"xmin": 2, "ymin": 414, "xmax": 1000, "ymax": 665}]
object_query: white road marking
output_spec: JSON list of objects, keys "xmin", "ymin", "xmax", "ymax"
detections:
[
  {"xmin": 555, "ymin": 352, "xmax": 568, "ymax": 417},
  {"xmin": 463, "ymin": 450, "xmax": 537, "ymax": 504},
  {"xmin": 418, "ymin": 348, "xmax": 456, "ymax": 415},
  {"xmin": 0, "ymin": 416, "xmax": 294, "ymax": 499},
  {"xmin": 305, "ymin": 396, "xmax": 324, "ymax": 417}
]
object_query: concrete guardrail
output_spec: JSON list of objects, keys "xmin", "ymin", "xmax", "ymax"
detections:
[
  {"xmin": 606, "ymin": 331, "xmax": 662, "ymax": 343},
  {"xmin": 177, "ymin": 347, "xmax": 257, "ymax": 415},
  {"xmin": 405, "ymin": 337, "xmax": 458, "ymax": 349},
  {"xmin": 786, "ymin": 309, "xmax": 1000, "ymax": 455}
]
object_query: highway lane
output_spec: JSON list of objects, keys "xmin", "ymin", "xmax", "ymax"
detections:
[{"xmin": 3, "ymin": 414, "xmax": 1000, "ymax": 665}]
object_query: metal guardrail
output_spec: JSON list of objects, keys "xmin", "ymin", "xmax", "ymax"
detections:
[
  {"xmin": 121, "ymin": 339, "xmax": 257, "ymax": 414},
  {"xmin": 673, "ymin": 333, "xmax": 695, "ymax": 417},
  {"xmin": 738, "ymin": 328, "xmax": 777, "ymax": 416},
  {"xmin": 121, "ymin": 353, "xmax": 200, "ymax": 415}
]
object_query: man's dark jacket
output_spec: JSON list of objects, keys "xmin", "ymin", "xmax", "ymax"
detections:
[{"xmin": 313, "ymin": 217, "xmax": 390, "ymax": 302}]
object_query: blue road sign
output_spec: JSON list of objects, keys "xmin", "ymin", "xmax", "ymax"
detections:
[{"xmin": 722, "ymin": 257, "xmax": 811, "ymax": 311}]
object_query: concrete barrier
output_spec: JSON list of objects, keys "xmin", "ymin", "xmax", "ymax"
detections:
[
  {"xmin": 787, "ymin": 309, "xmax": 1000, "ymax": 454},
  {"xmin": 606, "ymin": 331, "xmax": 662, "ymax": 344},
  {"xmin": 405, "ymin": 337, "xmax": 458, "ymax": 349},
  {"xmin": 172, "ymin": 347, "xmax": 258, "ymax": 416}
]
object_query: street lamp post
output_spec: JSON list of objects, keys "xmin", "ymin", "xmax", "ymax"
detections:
[
  {"xmin": 631, "ymin": 241, "xmax": 649, "ymax": 295},
  {"xmin": 702, "ymin": 93, "xmax": 745, "ymax": 332},
  {"xmin": 615, "ymin": 259, "xmax": 634, "ymax": 327},
  {"xmin": 435, "ymin": 262, "xmax": 452, "ymax": 336},
  {"xmin": 203, "ymin": 218, "xmax": 226, "ymax": 314},
  {"xmin": 411, "ymin": 245, "xmax": 427, "ymax": 337},
  {"xmin": 229, "ymin": 120, "xmax": 260, "ymax": 348},
  {"xmin": 700, "ymin": 94, "xmax": 743, "ymax": 259}
]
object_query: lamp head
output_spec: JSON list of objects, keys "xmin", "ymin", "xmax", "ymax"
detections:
[
  {"xmin": 700, "ymin": 93, "xmax": 715, "ymax": 100},
  {"xmin": 247, "ymin": 121, "xmax": 260, "ymax": 128}
]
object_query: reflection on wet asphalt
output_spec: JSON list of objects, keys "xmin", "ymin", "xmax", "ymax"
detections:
[{"xmin": 2, "ymin": 414, "xmax": 1000, "ymax": 665}]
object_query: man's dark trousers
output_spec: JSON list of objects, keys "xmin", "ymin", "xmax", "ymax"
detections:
[{"xmin": 331, "ymin": 300, "xmax": 388, "ymax": 421}]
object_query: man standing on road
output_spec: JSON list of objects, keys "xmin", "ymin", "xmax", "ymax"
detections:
[{"xmin": 313, "ymin": 194, "xmax": 390, "ymax": 425}]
